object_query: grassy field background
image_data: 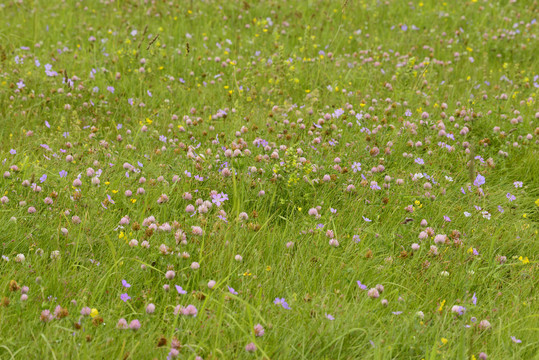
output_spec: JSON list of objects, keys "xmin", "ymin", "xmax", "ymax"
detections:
[{"xmin": 0, "ymin": 0, "xmax": 538, "ymax": 359}]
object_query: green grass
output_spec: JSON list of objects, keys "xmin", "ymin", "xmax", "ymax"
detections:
[{"xmin": 0, "ymin": 0, "xmax": 538, "ymax": 359}]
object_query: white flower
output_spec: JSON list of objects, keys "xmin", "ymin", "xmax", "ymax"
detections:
[
  {"xmin": 15, "ymin": 254, "xmax": 25, "ymax": 263},
  {"xmin": 440, "ymin": 271, "xmax": 450, "ymax": 277},
  {"xmin": 445, "ymin": 176, "xmax": 453, "ymax": 182},
  {"xmin": 481, "ymin": 211, "xmax": 491, "ymax": 220},
  {"xmin": 464, "ymin": 211, "xmax": 472, "ymax": 217}
]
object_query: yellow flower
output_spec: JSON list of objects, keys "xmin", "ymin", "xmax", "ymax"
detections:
[
  {"xmin": 119, "ymin": 232, "xmax": 125, "ymax": 239},
  {"xmin": 518, "ymin": 256, "xmax": 529, "ymax": 264},
  {"xmin": 266, "ymin": 266, "xmax": 271, "ymax": 271},
  {"xmin": 438, "ymin": 299, "xmax": 446, "ymax": 312},
  {"xmin": 535, "ymin": 199, "xmax": 539, "ymax": 206},
  {"xmin": 441, "ymin": 338, "xmax": 448, "ymax": 345},
  {"xmin": 90, "ymin": 308, "xmax": 99, "ymax": 318}
]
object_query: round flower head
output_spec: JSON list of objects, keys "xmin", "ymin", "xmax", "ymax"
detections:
[
  {"xmin": 478, "ymin": 320, "xmax": 491, "ymax": 330},
  {"xmin": 478, "ymin": 352, "xmax": 488, "ymax": 360},
  {"xmin": 245, "ymin": 342, "xmax": 257, "ymax": 353},
  {"xmin": 165, "ymin": 270, "xmax": 175, "ymax": 280},
  {"xmin": 208, "ymin": 280, "xmax": 216, "ymax": 289},
  {"xmin": 116, "ymin": 318, "xmax": 128, "ymax": 329},
  {"xmin": 434, "ymin": 234, "xmax": 447, "ymax": 244},
  {"xmin": 254, "ymin": 324, "xmax": 265, "ymax": 337},
  {"xmin": 129, "ymin": 319, "xmax": 141, "ymax": 330},
  {"xmin": 367, "ymin": 288, "xmax": 380, "ymax": 299},
  {"xmin": 146, "ymin": 303, "xmax": 155, "ymax": 314},
  {"xmin": 81, "ymin": 307, "xmax": 91, "ymax": 316},
  {"xmin": 191, "ymin": 226, "xmax": 203, "ymax": 236}
]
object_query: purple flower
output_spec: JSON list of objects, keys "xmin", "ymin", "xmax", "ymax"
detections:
[
  {"xmin": 330, "ymin": 208, "xmax": 337, "ymax": 214},
  {"xmin": 107, "ymin": 86, "xmax": 115, "ymax": 93},
  {"xmin": 121, "ymin": 280, "xmax": 131, "ymax": 288},
  {"xmin": 211, "ymin": 192, "xmax": 229, "ymax": 207},
  {"xmin": 362, "ymin": 216, "xmax": 372, "ymax": 222},
  {"xmin": 175, "ymin": 285, "xmax": 187, "ymax": 295},
  {"xmin": 473, "ymin": 174, "xmax": 485, "ymax": 187},
  {"xmin": 9, "ymin": 149, "xmax": 16, "ymax": 155},
  {"xmin": 228, "ymin": 286, "xmax": 238, "ymax": 295},
  {"xmin": 325, "ymin": 313, "xmax": 335, "ymax": 320},
  {"xmin": 498, "ymin": 206, "xmax": 504, "ymax": 213},
  {"xmin": 352, "ymin": 162, "xmax": 361, "ymax": 173},
  {"xmin": 39, "ymin": 174, "xmax": 47, "ymax": 183},
  {"xmin": 513, "ymin": 181, "xmax": 523, "ymax": 188},
  {"xmin": 353, "ymin": 235, "xmax": 361, "ymax": 243},
  {"xmin": 356, "ymin": 280, "xmax": 368, "ymax": 290},
  {"xmin": 17, "ymin": 80, "xmax": 25, "ymax": 89},
  {"xmin": 59, "ymin": 170, "xmax": 67, "ymax": 178},
  {"xmin": 443, "ymin": 216, "xmax": 451, "ymax": 222},
  {"xmin": 274, "ymin": 297, "xmax": 291, "ymax": 310},
  {"xmin": 506, "ymin": 193, "xmax": 516, "ymax": 202},
  {"xmin": 45, "ymin": 120, "xmax": 51, "ymax": 128},
  {"xmin": 147, "ymin": 90, "xmax": 152, "ymax": 97},
  {"xmin": 392, "ymin": 311, "xmax": 403, "ymax": 315},
  {"xmin": 511, "ymin": 336, "xmax": 522, "ymax": 344},
  {"xmin": 415, "ymin": 158, "xmax": 424, "ymax": 165},
  {"xmin": 471, "ymin": 293, "xmax": 477, "ymax": 305},
  {"xmin": 120, "ymin": 293, "xmax": 131, "ymax": 302}
]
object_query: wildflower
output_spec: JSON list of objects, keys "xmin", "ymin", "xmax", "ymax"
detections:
[
  {"xmin": 90, "ymin": 308, "xmax": 99, "ymax": 318},
  {"xmin": 356, "ymin": 281, "xmax": 368, "ymax": 290},
  {"xmin": 478, "ymin": 320, "xmax": 491, "ymax": 330},
  {"xmin": 40, "ymin": 310, "xmax": 53, "ymax": 322},
  {"xmin": 325, "ymin": 313, "xmax": 335, "ymax": 320},
  {"xmin": 367, "ymin": 288, "xmax": 379, "ymax": 299},
  {"xmin": 351, "ymin": 162, "xmax": 361, "ymax": 172},
  {"xmin": 165, "ymin": 271, "xmax": 175, "ymax": 280},
  {"xmin": 274, "ymin": 297, "xmax": 291, "ymax": 310},
  {"xmin": 451, "ymin": 305, "xmax": 466, "ymax": 316},
  {"xmin": 129, "ymin": 319, "xmax": 141, "ymax": 330},
  {"xmin": 81, "ymin": 307, "xmax": 91, "ymax": 316},
  {"xmin": 245, "ymin": 342, "xmax": 257, "ymax": 352},
  {"xmin": 228, "ymin": 286, "xmax": 238, "ymax": 295},
  {"xmin": 510, "ymin": 336, "xmax": 522, "ymax": 344},
  {"xmin": 254, "ymin": 324, "xmax": 265, "ymax": 336},
  {"xmin": 175, "ymin": 285, "xmax": 187, "ymax": 295},
  {"xmin": 208, "ymin": 280, "xmax": 216, "ymax": 289},
  {"xmin": 473, "ymin": 174, "xmax": 485, "ymax": 187},
  {"xmin": 120, "ymin": 293, "xmax": 131, "ymax": 302},
  {"xmin": 117, "ymin": 318, "xmax": 128, "ymax": 329}
]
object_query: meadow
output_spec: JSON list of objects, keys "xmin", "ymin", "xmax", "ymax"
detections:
[{"xmin": 0, "ymin": 0, "xmax": 538, "ymax": 359}]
